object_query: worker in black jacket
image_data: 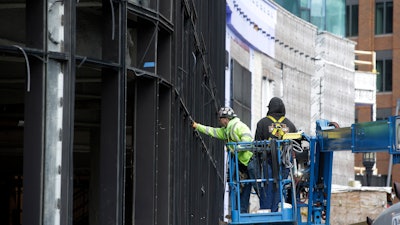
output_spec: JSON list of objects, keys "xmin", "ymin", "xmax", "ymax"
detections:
[{"xmin": 255, "ymin": 97, "xmax": 297, "ymax": 212}]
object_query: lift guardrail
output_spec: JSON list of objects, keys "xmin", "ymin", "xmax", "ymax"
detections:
[{"xmin": 226, "ymin": 139, "xmax": 299, "ymax": 225}]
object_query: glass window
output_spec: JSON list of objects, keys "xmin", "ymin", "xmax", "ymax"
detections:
[
  {"xmin": 375, "ymin": 1, "xmax": 393, "ymax": 35},
  {"xmin": 376, "ymin": 50, "xmax": 392, "ymax": 92},
  {"xmin": 345, "ymin": 3, "xmax": 358, "ymax": 37},
  {"xmin": 300, "ymin": 0, "xmax": 309, "ymax": 7},
  {"xmin": 376, "ymin": 108, "xmax": 392, "ymax": 121},
  {"xmin": 231, "ymin": 60, "xmax": 252, "ymax": 126},
  {"xmin": 300, "ymin": 0, "xmax": 311, "ymax": 21},
  {"xmin": 326, "ymin": 0, "xmax": 345, "ymax": 36},
  {"xmin": 261, "ymin": 78, "xmax": 275, "ymax": 118},
  {"xmin": 376, "ymin": 59, "xmax": 392, "ymax": 92},
  {"xmin": 387, "ymin": 2, "xmax": 393, "ymax": 33},
  {"xmin": 274, "ymin": 0, "xmax": 301, "ymax": 15},
  {"xmin": 310, "ymin": 0, "xmax": 325, "ymax": 31}
]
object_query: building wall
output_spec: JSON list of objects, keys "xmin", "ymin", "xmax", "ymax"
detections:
[
  {"xmin": 274, "ymin": 6, "xmax": 316, "ymax": 134},
  {"xmin": 330, "ymin": 188, "xmax": 389, "ymax": 224},
  {"xmin": 226, "ymin": 0, "xmax": 356, "ymax": 185},
  {"xmin": 357, "ymin": 105, "xmax": 373, "ymax": 122},
  {"xmin": 350, "ymin": 0, "xmax": 400, "ymax": 188},
  {"xmin": 315, "ymin": 32, "xmax": 356, "ymax": 185}
]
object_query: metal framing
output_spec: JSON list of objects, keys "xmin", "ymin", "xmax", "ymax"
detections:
[{"xmin": 0, "ymin": 0, "xmax": 226, "ymax": 225}]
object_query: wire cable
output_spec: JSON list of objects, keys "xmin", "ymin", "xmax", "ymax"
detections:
[{"xmin": 13, "ymin": 45, "xmax": 31, "ymax": 92}]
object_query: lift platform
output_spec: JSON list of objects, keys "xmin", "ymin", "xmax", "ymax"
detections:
[
  {"xmin": 226, "ymin": 116, "xmax": 400, "ymax": 225},
  {"xmin": 226, "ymin": 140, "xmax": 298, "ymax": 225}
]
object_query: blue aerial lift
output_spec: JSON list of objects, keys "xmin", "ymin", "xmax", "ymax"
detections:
[{"xmin": 226, "ymin": 115, "xmax": 400, "ymax": 225}]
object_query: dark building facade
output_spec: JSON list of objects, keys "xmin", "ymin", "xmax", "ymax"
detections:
[{"xmin": 0, "ymin": 0, "xmax": 226, "ymax": 224}]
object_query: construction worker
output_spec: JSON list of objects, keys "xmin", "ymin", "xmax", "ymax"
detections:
[
  {"xmin": 255, "ymin": 97, "xmax": 297, "ymax": 212},
  {"xmin": 192, "ymin": 106, "xmax": 255, "ymax": 213}
]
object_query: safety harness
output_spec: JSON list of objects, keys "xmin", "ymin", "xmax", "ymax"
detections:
[
  {"xmin": 267, "ymin": 116, "xmax": 289, "ymax": 190},
  {"xmin": 267, "ymin": 115, "xmax": 289, "ymax": 139}
]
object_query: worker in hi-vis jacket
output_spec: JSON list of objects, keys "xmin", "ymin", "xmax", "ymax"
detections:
[{"xmin": 192, "ymin": 106, "xmax": 258, "ymax": 213}]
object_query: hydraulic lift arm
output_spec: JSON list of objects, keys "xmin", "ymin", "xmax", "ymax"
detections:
[
  {"xmin": 310, "ymin": 115, "xmax": 400, "ymax": 224},
  {"xmin": 316, "ymin": 115, "xmax": 400, "ymax": 163}
]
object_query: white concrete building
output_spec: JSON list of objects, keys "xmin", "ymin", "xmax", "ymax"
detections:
[{"xmin": 225, "ymin": 0, "xmax": 361, "ymax": 185}]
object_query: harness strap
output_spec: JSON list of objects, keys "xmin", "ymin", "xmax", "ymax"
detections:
[
  {"xmin": 267, "ymin": 115, "xmax": 285, "ymax": 123},
  {"xmin": 267, "ymin": 115, "xmax": 286, "ymax": 138}
]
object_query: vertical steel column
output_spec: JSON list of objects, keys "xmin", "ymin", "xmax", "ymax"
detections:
[
  {"xmin": 43, "ymin": 1, "xmax": 65, "ymax": 225},
  {"xmin": 23, "ymin": 54, "xmax": 45, "ymax": 225},
  {"xmin": 156, "ymin": 86, "xmax": 171, "ymax": 224},
  {"xmin": 99, "ymin": 71, "xmax": 124, "ymax": 225},
  {"xmin": 98, "ymin": 1, "xmax": 125, "ymax": 225},
  {"xmin": 134, "ymin": 78, "xmax": 157, "ymax": 224},
  {"xmin": 61, "ymin": 1, "xmax": 76, "ymax": 225},
  {"xmin": 23, "ymin": 1, "xmax": 45, "ymax": 225}
]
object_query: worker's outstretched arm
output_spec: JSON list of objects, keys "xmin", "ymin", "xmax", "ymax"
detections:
[{"xmin": 192, "ymin": 121, "xmax": 226, "ymax": 140}]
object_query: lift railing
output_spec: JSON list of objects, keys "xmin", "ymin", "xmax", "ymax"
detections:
[
  {"xmin": 226, "ymin": 139, "xmax": 299, "ymax": 225},
  {"xmin": 225, "ymin": 116, "xmax": 400, "ymax": 225}
]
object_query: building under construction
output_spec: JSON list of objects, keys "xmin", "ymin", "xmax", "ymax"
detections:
[
  {"xmin": 2, "ymin": 0, "xmax": 395, "ymax": 224},
  {"xmin": 0, "ymin": 1, "xmax": 227, "ymax": 225}
]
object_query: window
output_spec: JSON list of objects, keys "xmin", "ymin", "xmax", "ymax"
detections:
[
  {"xmin": 376, "ymin": 50, "xmax": 392, "ymax": 92},
  {"xmin": 300, "ymin": 0, "xmax": 311, "ymax": 21},
  {"xmin": 326, "ymin": 0, "xmax": 345, "ymax": 36},
  {"xmin": 376, "ymin": 108, "xmax": 392, "ymax": 121},
  {"xmin": 375, "ymin": 1, "xmax": 393, "ymax": 35},
  {"xmin": 231, "ymin": 59, "xmax": 251, "ymax": 126},
  {"xmin": 261, "ymin": 77, "xmax": 275, "ymax": 118},
  {"xmin": 345, "ymin": 2, "xmax": 358, "ymax": 37},
  {"xmin": 274, "ymin": 0, "xmax": 300, "ymax": 15}
]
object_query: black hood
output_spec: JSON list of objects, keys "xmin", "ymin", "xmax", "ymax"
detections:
[{"xmin": 267, "ymin": 97, "xmax": 286, "ymax": 117}]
